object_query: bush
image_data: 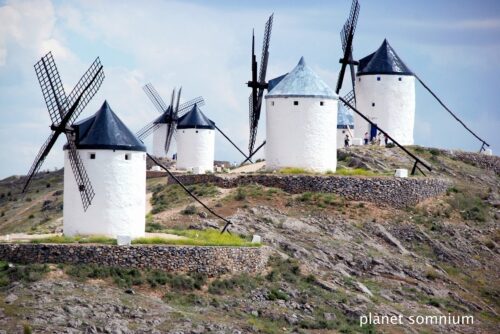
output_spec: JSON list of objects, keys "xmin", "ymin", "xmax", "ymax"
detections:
[
  {"xmin": 447, "ymin": 193, "xmax": 488, "ymax": 222},
  {"xmin": 181, "ymin": 204, "xmax": 197, "ymax": 215},
  {"xmin": 235, "ymin": 187, "xmax": 246, "ymax": 201},
  {"xmin": 267, "ymin": 288, "xmax": 289, "ymax": 301},
  {"xmin": 145, "ymin": 221, "xmax": 164, "ymax": 232}
]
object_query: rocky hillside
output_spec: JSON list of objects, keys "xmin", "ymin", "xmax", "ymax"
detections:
[{"xmin": 0, "ymin": 146, "xmax": 498, "ymax": 333}]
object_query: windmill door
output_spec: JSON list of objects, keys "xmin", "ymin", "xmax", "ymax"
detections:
[{"xmin": 370, "ymin": 124, "xmax": 378, "ymax": 141}]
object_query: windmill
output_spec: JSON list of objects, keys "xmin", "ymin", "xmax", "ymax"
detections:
[
  {"xmin": 247, "ymin": 13, "xmax": 274, "ymax": 157},
  {"xmin": 337, "ymin": 0, "xmax": 490, "ymax": 153},
  {"xmin": 136, "ymin": 84, "xmax": 204, "ymax": 156},
  {"xmin": 139, "ymin": 83, "xmax": 254, "ymax": 163},
  {"xmin": 335, "ymin": 0, "xmax": 431, "ymax": 175},
  {"xmin": 22, "ymin": 52, "xmax": 104, "ymax": 210}
]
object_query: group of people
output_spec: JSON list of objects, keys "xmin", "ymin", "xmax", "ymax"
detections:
[{"xmin": 343, "ymin": 131, "xmax": 389, "ymax": 148}]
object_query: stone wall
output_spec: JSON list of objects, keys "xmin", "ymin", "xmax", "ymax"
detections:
[
  {"xmin": 164, "ymin": 174, "xmax": 450, "ymax": 208},
  {"xmin": 450, "ymin": 151, "xmax": 499, "ymax": 175},
  {"xmin": 0, "ymin": 244, "xmax": 271, "ymax": 276}
]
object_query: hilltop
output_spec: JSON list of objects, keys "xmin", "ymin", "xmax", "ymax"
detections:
[{"xmin": 0, "ymin": 145, "xmax": 498, "ymax": 333}]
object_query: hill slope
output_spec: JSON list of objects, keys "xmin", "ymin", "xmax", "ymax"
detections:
[{"xmin": 0, "ymin": 146, "xmax": 498, "ymax": 333}]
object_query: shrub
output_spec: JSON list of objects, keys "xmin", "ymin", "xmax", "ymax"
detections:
[
  {"xmin": 181, "ymin": 204, "xmax": 197, "ymax": 215},
  {"xmin": 145, "ymin": 221, "xmax": 164, "ymax": 232},
  {"xmin": 267, "ymin": 288, "xmax": 289, "ymax": 301},
  {"xmin": 447, "ymin": 193, "xmax": 488, "ymax": 222},
  {"xmin": 235, "ymin": 187, "xmax": 246, "ymax": 201}
]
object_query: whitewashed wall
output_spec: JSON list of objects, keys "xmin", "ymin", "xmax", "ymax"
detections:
[
  {"xmin": 63, "ymin": 149, "xmax": 146, "ymax": 238},
  {"xmin": 176, "ymin": 128, "xmax": 214, "ymax": 173},
  {"xmin": 354, "ymin": 74, "xmax": 415, "ymax": 145},
  {"xmin": 265, "ymin": 97, "xmax": 338, "ymax": 172},
  {"xmin": 152, "ymin": 124, "xmax": 168, "ymax": 157}
]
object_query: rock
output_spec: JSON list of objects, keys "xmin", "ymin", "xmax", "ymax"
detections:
[
  {"xmin": 4, "ymin": 294, "xmax": 18, "ymax": 304},
  {"xmin": 282, "ymin": 218, "xmax": 319, "ymax": 233},
  {"xmin": 198, "ymin": 211, "xmax": 208, "ymax": 219},
  {"xmin": 324, "ymin": 312, "xmax": 336, "ymax": 321},
  {"xmin": 355, "ymin": 282, "xmax": 373, "ymax": 297},
  {"xmin": 251, "ymin": 310, "xmax": 259, "ymax": 317},
  {"xmin": 124, "ymin": 289, "xmax": 135, "ymax": 295},
  {"xmin": 375, "ymin": 224, "xmax": 409, "ymax": 255},
  {"xmin": 285, "ymin": 313, "xmax": 299, "ymax": 325}
]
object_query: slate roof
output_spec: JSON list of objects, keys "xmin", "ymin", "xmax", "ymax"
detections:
[
  {"xmin": 266, "ymin": 57, "xmax": 337, "ymax": 99},
  {"xmin": 67, "ymin": 101, "xmax": 146, "ymax": 152},
  {"xmin": 153, "ymin": 106, "xmax": 173, "ymax": 124},
  {"xmin": 177, "ymin": 104, "xmax": 215, "ymax": 130},
  {"xmin": 357, "ymin": 39, "xmax": 413, "ymax": 76}
]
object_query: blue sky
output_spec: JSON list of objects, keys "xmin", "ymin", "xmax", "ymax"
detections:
[{"xmin": 0, "ymin": 0, "xmax": 499, "ymax": 178}]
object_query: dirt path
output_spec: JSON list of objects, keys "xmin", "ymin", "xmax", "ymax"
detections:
[{"xmin": 229, "ymin": 161, "xmax": 265, "ymax": 174}]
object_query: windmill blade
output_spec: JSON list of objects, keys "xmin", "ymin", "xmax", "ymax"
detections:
[
  {"xmin": 65, "ymin": 57, "xmax": 105, "ymax": 125},
  {"xmin": 143, "ymin": 83, "xmax": 168, "ymax": 113},
  {"xmin": 258, "ymin": 14, "xmax": 273, "ymax": 85},
  {"xmin": 136, "ymin": 119, "xmax": 162, "ymax": 140},
  {"xmin": 22, "ymin": 131, "xmax": 61, "ymax": 193},
  {"xmin": 348, "ymin": 63, "xmax": 357, "ymax": 104},
  {"xmin": 34, "ymin": 52, "xmax": 68, "ymax": 125},
  {"xmin": 164, "ymin": 124, "xmax": 176, "ymax": 154},
  {"xmin": 248, "ymin": 93, "xmax": 258, "ymax": 154},
  {"xmin": 178, "ymin": 96, "xmax": 205, "ymax": 117},
  {"xmin": 170, "ymin": 88, "xmax": 176, "ymax": 110},
  {"xmin": 336, "ymin": 0, "xmax": 360, "ymax": 94},
  {"xmin": 174, "ymin": 87, "xmax": 182, "ymax": 116},
  {"xmin": 66, "ymin": 139, "xmax": 95, "ymax": 211}
]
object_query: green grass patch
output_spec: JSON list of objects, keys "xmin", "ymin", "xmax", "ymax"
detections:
[
  {"xmin": 335, "ymin": 167, "xmax": 379, "ymax": 177},
  {"xmin": 31, "ymin": 235, "xmax": 117, "ymax": 245},
  {"xmin": 296, "ymin": 192, "xmax": 344, "ymax": 208},
  {"xmin": 64, "ymin": 264, "xmax": 207, "ymax": 290},
  {"xmin": 279, "ymin": 167, "xmax": 312, "ymax": 175},
  {"xmin": 133, "ymin": 228, "xmax": 257, "ymax": 247},
  {"xmin": 0, "ymin": 260, "xmax": 49, "ymax": 288}
]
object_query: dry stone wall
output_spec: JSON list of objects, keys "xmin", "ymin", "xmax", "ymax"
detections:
[
  {"xmin": 0, "ymin": 244, "xmax": 271, "ymax": 276},
  {"xmin": 164, "ymin": 174, "xmax": 450, "ymax": 208}
]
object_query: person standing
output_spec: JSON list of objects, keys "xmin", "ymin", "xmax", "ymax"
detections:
[
  {"xmin": 364, "ymin": 132, "xmax": 369, "ymax": 145},
  {"xmin": 344, "ymin": 134, "xmax": 350, "ymax": 148},
  {"xmin": 384, "ymin": 134, "xmax": 389, "ymax": 146}
]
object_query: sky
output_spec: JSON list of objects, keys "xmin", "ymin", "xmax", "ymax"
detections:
[{"xmin": 0, "ymin": 0, "xmax": 499, "ymax": 179}]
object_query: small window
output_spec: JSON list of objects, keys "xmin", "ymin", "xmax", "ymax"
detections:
[
  {"xmin": 358, "ymin": 77, "xmax": 361, "ymax": 82},
  {"xmin": 320, "ymin": 101, "xmax": 324, "ymax": 106},
  {"xmin": 89, "ymin": 153, "xmax": 96, "ymax": 160},
  {"xmin": 183, "ymin": 130, "xmax": 185, "ymax": 133},
  {"xmin": 125, "ymin": 154, "xmax": 131, "ymax": 160},
  {"xmin": 293, "ymin": 101, "xmax": 299, "ymax": 106},
  {"xmin": 398, "ymin": 77, "xmax": 402, "ymax": 81},
  {"xmin": 271, "ymin": 101, "xmax": 275, "ymax": 106},
  {"xmin": 196, "ymin": 130, "xmax": 199, "ymax": 133},
  {"xmin": 377, "ymin": 77, "xmax": 381, "ymax": 81},
  {"xmin": 372, "ymin": 102, "xmax": 375, "ymax": 107}
]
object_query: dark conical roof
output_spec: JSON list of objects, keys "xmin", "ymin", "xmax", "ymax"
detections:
[
  {"xmin": 153, "ymin": 106, "xmax": 173, "ymax": 124},
  {"xmin": 177, "ymin": 104, "xmax": 215, "ymax": 130},
  {"xmin": 357, "ymin": 39, "xmax": 413, "ymax": 76},
  {"xmin": 67, "ymin": 101, "xmax": 146, "ymax": 151}
]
